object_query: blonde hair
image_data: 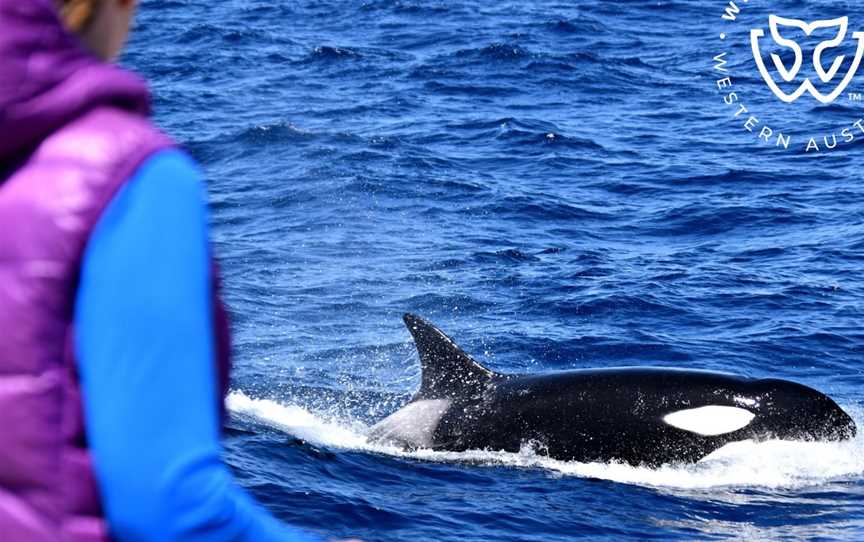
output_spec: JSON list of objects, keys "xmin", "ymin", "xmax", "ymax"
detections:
[{"xmin": 56, "ymin": 0, "xmax": 102, "ymax": 33}]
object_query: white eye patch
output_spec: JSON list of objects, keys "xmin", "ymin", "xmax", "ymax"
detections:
[{"xmin": 663, "ymin": 406, "xmax": 755, "ymax": 436}]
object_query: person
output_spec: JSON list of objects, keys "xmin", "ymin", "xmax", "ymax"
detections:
[{"xmin": 0, "ymin": 1, "xmax": 334, "ymax": 540}]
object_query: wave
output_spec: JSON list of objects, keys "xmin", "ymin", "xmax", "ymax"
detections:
[
  {"xmin": 304, "ymin": 45, "xmax": 363, "ymax": 62},
  {"xmin": 454, "ymin": 43, "xmax": 533, "ymax": 61},
  {"xmin": 226, "ymin": 390, "xmax": 864, "ymax": 490}
]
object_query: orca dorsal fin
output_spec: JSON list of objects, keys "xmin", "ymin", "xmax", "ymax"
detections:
[{"xmin": 403, "ymin": 313, "xmax": 498, "ymax": 401}]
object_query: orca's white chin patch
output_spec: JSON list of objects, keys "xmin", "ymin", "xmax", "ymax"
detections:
[{"xmin": 663, "ymin": 406, "xmax": 755, "ymax": 436}]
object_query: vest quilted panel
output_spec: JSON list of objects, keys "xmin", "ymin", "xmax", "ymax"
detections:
[{"xmin": 0, "ymin": 107, "xmax": 233, "ymax": 541}]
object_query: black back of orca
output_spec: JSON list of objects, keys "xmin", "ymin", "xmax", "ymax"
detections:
[{"xmin": 370, "ymin": 314, "xmax": 856, "ymax": 466}]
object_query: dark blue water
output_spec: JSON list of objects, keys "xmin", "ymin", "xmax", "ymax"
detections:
[{"xmin": 126, "ymin": 1, "xmax": 864, "ymax": 540}]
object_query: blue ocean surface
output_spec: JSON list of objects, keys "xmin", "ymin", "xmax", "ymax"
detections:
[{"xmin": 126, "ymin": 1, "xmax": 864, "ymax": 540}]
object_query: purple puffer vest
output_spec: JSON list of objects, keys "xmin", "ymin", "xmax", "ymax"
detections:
[{"xmin": 0, "ymin": 2, "xmax": 232, "ymax": 541}]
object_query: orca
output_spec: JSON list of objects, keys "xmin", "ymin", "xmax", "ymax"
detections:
[{"xmin": 370, "ymin": 314, "xmax": 857, "ymax": 466}]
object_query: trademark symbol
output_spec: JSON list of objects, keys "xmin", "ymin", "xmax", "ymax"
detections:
[{"xmin": 850, "ymin": 92, "xmax": 863, "ymax": 102}]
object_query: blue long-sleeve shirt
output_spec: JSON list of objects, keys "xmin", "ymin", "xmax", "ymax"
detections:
[{"xmin": 74, "ymin": 149, "xmax": 323, "ymax": 542}]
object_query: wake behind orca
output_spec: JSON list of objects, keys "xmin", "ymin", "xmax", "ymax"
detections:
[{"xmin": 371, "ymin": 314, "xmax": 857, "ymax": 466}]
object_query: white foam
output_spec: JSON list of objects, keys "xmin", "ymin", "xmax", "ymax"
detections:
[
  {"xmin": 226, "ymin": 390, "xmax": 369, "ymax": 449},
  {"xmin": 226, "ymin": 390, "xmax": 864, "ymax": 490}
]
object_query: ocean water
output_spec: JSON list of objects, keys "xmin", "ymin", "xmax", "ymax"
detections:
[{"xmin": 126, "ymin": 1, "xmax": 864, "ymax": 540}]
